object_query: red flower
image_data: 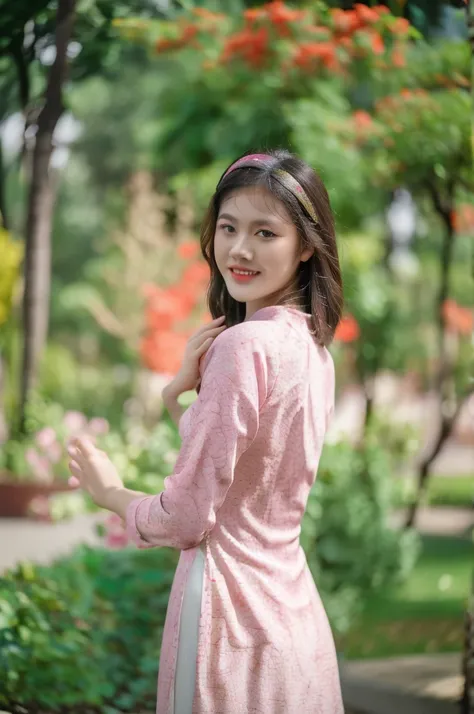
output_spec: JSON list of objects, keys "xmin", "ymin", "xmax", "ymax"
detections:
[
  {"xmin": 352, "ymin": 110, "xmax": 374, "ymax": 143},
  {"xmin": 351, "ymin": 28, "xmax": 384, "ymax": 57},
  {"xmin": 294, "ymin": 42, "xmax": 338, "ymax": 71},
  {"xmin": 222, "ymin": 27, "xmax": 270, "ymax": 67},
  {"xmin": 182, "ymin": 261, "xmax": 210, "ymax": 287},
  {"xmin": 334, "ymin": 315, "xmax": 360, "ymax": 343},
  {"xmin": 330, "ymin": 9, "xmax": 361, "ymax": 36},
  {"xmin": 140, "ymin": 331, "xmax": 189, "ymax": 374},
  {"xmin": 442, "ymin": 300, "xmax": 473, "ymax": 337},
  {"xmin": 178, "ymin": 241, "xmax": 200, "ymax": 260},
  {"xmin": 452, "ymin": 204, "xmax": 474, "ymax": 235},
  {"xmin": 370, "ymin": 31, "xmax": 384, "ymax": 55},
  {"xmin": 391, "ymin": 44, "xmax": 406, "ymax": 67},
  {"xmin": 182, "ymin": 24, "xmax": 198, "ymax": 41},
  {"xmin": 168, "ymin": 283, "xmax": 198, "ymax": 314},
  {"xmin": 391, "ymin": 17, "xmax": 411, "ymax": 35},
  {"xmin": 145, "ymin": 305, "xmax": 173, "ymax": 332},
  {"xmin": 266, "ymin": 1, "xmax": 306, "ymax": 28},
  {"xmin": 337, "ymin": 35, "xmax": 354, "ymax": 52},
  {"xmin": 246, "ymin": 26, "xmax": 270, "ymax": 66},
  {"xmin": 354, "ymin": 3, "xmax": 380, "ymax": 25},
  {"xmin": 144, "ymin": 285, "xmax": 195, "ymax": 332},
  {"xmin": 223, "ymin": 29, "xmax": 252, "ymax": 58},
  {"xmin": 353, "ymin": 110, "xmax": 373, "ymax": 128},
  {"xmin": 155, "ymin": 38, "xmax": 175, "ymax": 52}
]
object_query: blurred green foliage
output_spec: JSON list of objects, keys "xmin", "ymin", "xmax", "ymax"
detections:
[
  {"xmin": 303, "ymin": 424, "xmax": 421, "ymax": 632},
  {"xmin": 0, "ymin": 546, "xmax": 177, "ymax": 712}
]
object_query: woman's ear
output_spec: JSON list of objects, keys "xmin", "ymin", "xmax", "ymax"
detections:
[{"xmin": 300, "ymin": 246, "xmax": 314, "ymax": 263}]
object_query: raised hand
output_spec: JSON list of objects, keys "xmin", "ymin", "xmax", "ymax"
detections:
[
  {"xmin": 171, "ymin": 315, "xmax": 227, "ymax": 395},
  {"xmin": 67, "ymin": 437, "xmax": 124, "ymax": 510}
]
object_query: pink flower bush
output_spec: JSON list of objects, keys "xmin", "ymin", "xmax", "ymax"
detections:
[
  {"xmin": 24, "ymin": 410, "xmax": 110, "ymax": 484},
  {"xmin": 103, "ymin": 513, "xmax": 130, "ymax": 549},
  {"xmin": 47, "ymin": 442, "xmax": 63, "ymax": 464},
  {"xmin": 64, "ymin": 410, "xmax": 88, "ymax": 434},
  {"xmin": 88, "ymin": 417, "xmax": 110, "ymax": 435},
  {"xmin": 35, "ymin": 427, "xmax": 57, "ymax": 449},
  {"xmin": 35, "ymin": 427, "xmax": 63, "ymax": 464},
  {"xmin": 25, "ymin": 448, "xmax": 53, "ymax": 483}
]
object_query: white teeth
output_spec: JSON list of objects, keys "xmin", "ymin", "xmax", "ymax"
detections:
[{"xmin": 232, "ymin": 269, "xmax": 258, "ymax": 275}]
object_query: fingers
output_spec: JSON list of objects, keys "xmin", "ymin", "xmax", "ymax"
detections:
[
  {"xmin": 196, "ymin": 337, "xmax": 214, "ymax": 357},
  {"xmin": 208, "ymin": 324, "xmax": 227, "ymax": 335},
  {"xmin": 69, "ymin": 461, "xmax": 81, "ymax": 476},
  {"xmin": 72, "ymin": 436, "xmax": 96, "ymax": 455},
  {"xmin": 67, "ymin": 440, "xmax": 94, "ymax": 478},
  {"xmin": 68, "ymin": 461, "xmax": 82, "ymax": 485},
  {"xmin": 191, "ymin": 324, "xmax": 226, "ymax": 354},
  {"xmin": 70, "ymin": 437, "xmax": 98, "ymax": 467},
  {"xmin": 191, "ymin": 316, "xmax": 226, "ymax": 339}
]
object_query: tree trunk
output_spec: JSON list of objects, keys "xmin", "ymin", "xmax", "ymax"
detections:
[
  {"xmin": 405, "ymin": 415, "xmax": 451, "ymax": 528},
  {"xmin": 0, "ymin": 140, "xmax": 9, "ymax": 231},
  {"xmin": 405, "ymin": 180, "xmax": 456, "ymax": 528},
  {"xmin": 363, "ymin": 380, "xmax": 375, "ymax": 432},
  {"xmin": 18, "ymin": 0, "xmax": 76, "ymax": 434},
  {"xmin": 405, "ymin": 385, "xmax": 474, "ymax": 528}
]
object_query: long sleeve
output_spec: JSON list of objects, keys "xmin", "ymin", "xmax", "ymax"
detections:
[{"xmin": 125, "ymin": 327, "xmax": 276, "ymax": 550}]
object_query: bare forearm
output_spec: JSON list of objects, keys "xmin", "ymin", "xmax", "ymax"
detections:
[
  {"xmin": 105, "ymin": 486, "xmax": 147, "ymax": 521},
  {"xmin": 162, "ymin": 382, "xmax": 185, "ymax": 425}
]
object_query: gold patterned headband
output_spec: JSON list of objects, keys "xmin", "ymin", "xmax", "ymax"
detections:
[
  {"xmin": 219, "ymin": 154, "xmax": 319, "ymax": 224},
  {"xmin": 272, "ymin": 169, "xmax": 319, "ymax": 224}
]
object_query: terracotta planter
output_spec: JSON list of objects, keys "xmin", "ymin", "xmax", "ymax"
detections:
[{"xmin": 0, "ymin": 475, "xmax": 71, "ymax": 519}]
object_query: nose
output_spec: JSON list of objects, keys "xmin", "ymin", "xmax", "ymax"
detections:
[{"xmin": 228, "ymin": 233, "xmax": 254, "ymax": 262}]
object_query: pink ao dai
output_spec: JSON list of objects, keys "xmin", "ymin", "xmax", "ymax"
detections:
[{"xmin": 126, "ymin": 305, "xmax": 344, "ymax": 714}]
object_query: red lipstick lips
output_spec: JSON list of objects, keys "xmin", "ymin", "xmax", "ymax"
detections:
[{"xmin": 228, "ymin": 266, "xmax": 260, "ymax": 283}]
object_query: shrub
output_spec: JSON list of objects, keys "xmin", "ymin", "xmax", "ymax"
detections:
[
  {"xmin": 302, "ymin": 438, "xmax": 421, "ymax": 634},
  {"xmin": 0, "ymin": 560, "xmax": 112, "ymax": 710},
  {"xmin": 0, "ymin": 547, "xmax": 178, "ymax": 713}
]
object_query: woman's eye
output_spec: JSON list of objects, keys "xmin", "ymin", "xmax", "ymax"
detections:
[
  {"xmin": 220, "ymin": 224, "xmax": 235, "ymax": 234},
  {"xmin": 258, "ymin": 229, "xmax": 276, "ymax": 239}
]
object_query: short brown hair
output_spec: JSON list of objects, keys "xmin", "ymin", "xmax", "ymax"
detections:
[{"xmin": 200, "ymin": 149, "xmax": 343, "ymax": 346}]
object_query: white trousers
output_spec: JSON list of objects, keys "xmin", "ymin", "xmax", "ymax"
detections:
[{"xmin": 172, "ymin": 544, "xmax": 206, "ymax": 714}]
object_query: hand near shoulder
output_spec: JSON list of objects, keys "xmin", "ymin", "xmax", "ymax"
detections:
[{"xmin": 162, "ymin": 316, "xmax": 227, "ymax": 421}]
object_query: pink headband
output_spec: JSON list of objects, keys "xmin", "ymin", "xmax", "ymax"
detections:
[
  {"xmin": 220, "ymin": 153, "xmax": 319, "ymax": 224},
  {"xmin": 222, "ymin": 153, "xmax": 272, "ymax": 179}
]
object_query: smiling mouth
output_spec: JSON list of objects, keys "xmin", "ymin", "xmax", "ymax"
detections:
[{"xmin": 229, "ymin": 268, "xmax": 260, "ymax": 276}]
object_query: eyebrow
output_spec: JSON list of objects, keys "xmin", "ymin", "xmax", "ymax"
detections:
[{"xmin": 217, "ymin": 212, "xmax": 280, "ymax": 227}]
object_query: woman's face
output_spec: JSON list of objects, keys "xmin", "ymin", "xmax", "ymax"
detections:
[{"xmin": 214, "ymin": 186, "xmax": 313, "ymax": 319}]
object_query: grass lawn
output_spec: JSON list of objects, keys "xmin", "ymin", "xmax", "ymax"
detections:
[
  {"xmin": 396, "ymin": 474, "xmax": 474, "ymax": 508},
  {"xmin": 426, "ymin": 475, "xmax": 474, "ymax": 508},
  {"xmin": 337, "ymin": 535, "xmax": 473, "ymax": 660}
]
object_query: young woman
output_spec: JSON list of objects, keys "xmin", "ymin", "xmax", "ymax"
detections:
[{"xmin": 68, "ymin": 150, "xmax": 345, "ymax": 714}]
